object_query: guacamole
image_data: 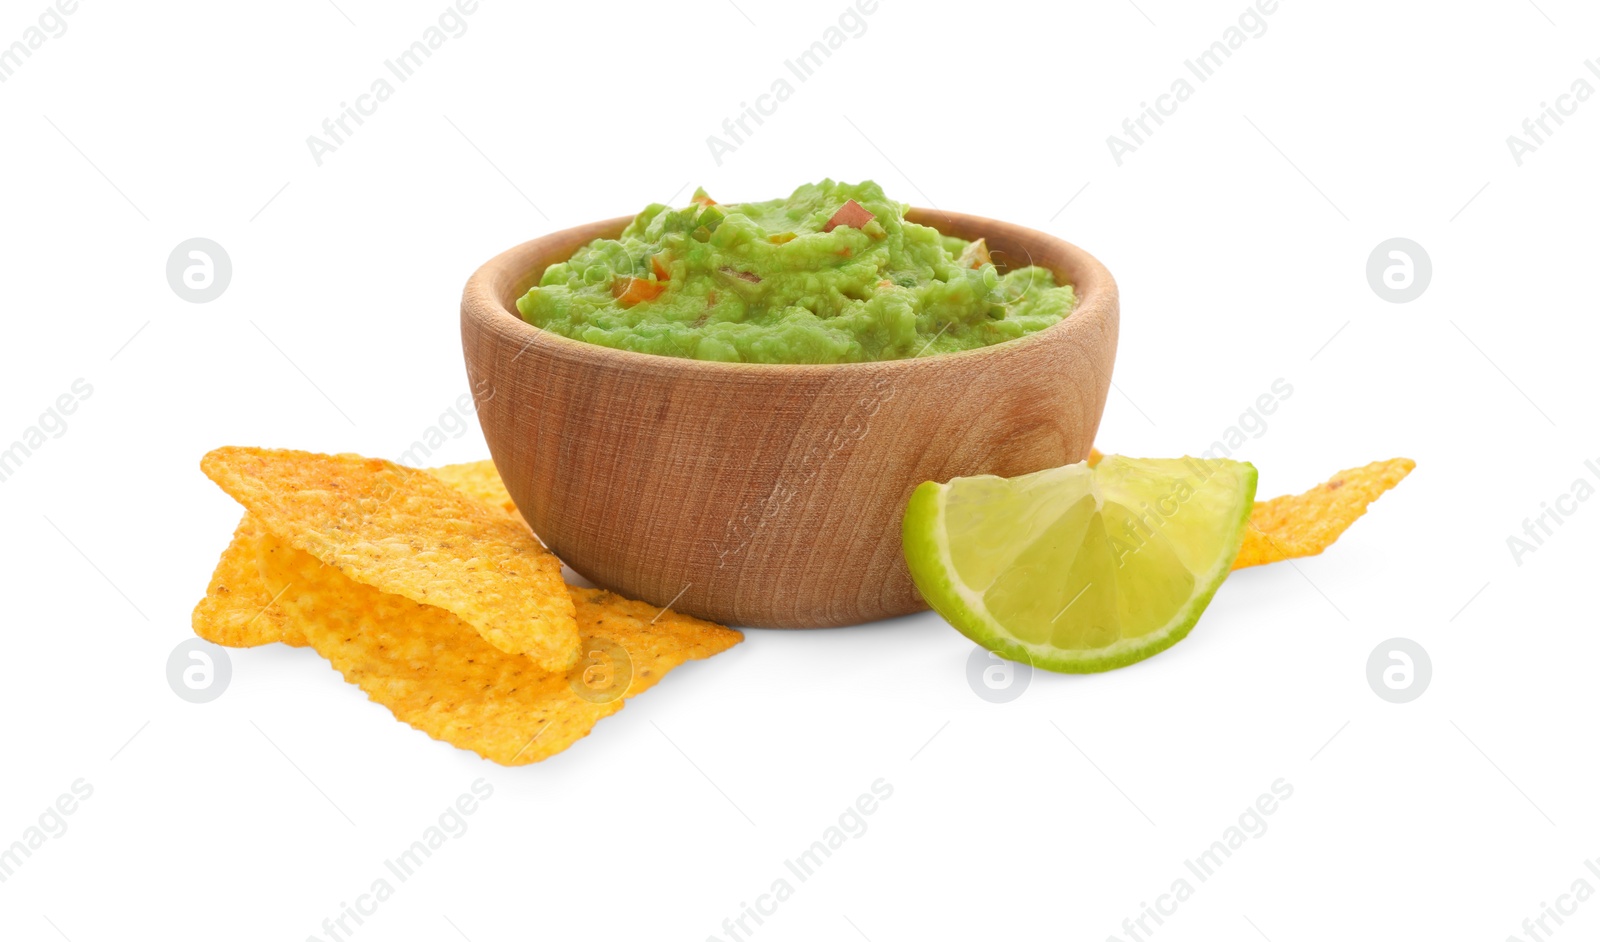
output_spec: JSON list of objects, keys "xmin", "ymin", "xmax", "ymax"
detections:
[{"xmin": 516, "ymin": 180, "xmax": 1077, "ymax": 364}]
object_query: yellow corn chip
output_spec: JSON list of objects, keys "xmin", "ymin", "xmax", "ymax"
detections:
[
  {"xmin": 192, "ymin": 515, "xmax": 304, "ymax": 648},
  {"xmin": 429, "ymin": 460, "xmax": 519, "ymax": 517},
  {"xmin": 195, "ymin": 463, "xmax": 527, "ymax": 648},
  {"xmin": 1233, "ymin": 458, "xmax": 1415, "ymax": 569},
  {"xmin": 200, "ymin": 447, "xmax": 576, "ymax": 670},
  {"xmin": 257, "ymin": 533, "xmax": 741, "ymax": 765}
]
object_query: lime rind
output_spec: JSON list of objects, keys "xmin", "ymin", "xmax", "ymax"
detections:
[{"xmin": 903, "ymin": 458, "xmax": 1258, "ymax": 674}]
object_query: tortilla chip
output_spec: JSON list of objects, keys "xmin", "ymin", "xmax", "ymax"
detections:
[
  {"xmin": 193, "ymin": 522, "xmax": 727, "ymax": 661},
  {"xmin": 429, "ymin": 460, "xmax": 519, "ymax": 517},
  {"xmin": 195, "ymin": 462, "xmax": 532, "ymax": 648},
  {"xmin": 200, "ymin": 447, "xmax": 576, "ymax": 670},
  {"xmin": 564, "ymin": 587, "xmax": 743, "ymax": 696},
  {"xmin": 257, "ymin": 533, "xmax": 741, "ymax": 765},
  {"xmin": 195, "ymin": 463, "xmax": 535, "ymax": 648},
  {"xmin": 192, "ymin": 515, "xmax": 305, "ymax": 648},
  {"xmin": 1233, "ymin": 458, "xmax": 1415, "ymax": 569}
]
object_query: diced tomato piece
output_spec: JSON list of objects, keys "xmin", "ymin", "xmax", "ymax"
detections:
[
  {"xmin": 691, "ymin": 187, "xmax": 718, "ymax": 207},
  {"xmin": 822, "ymin": 199, "xmax": 875, "ymax": 232},
  {"xmin": 651, "ymin": 254, "xmax": 670, "ymax": 281},
  {"xmin": 612, "ymin": 276, "xmax": 666, "ymax": 306}
]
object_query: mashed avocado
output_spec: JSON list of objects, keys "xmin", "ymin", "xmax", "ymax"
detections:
[{"xmin": 516, "ymin": 180, "xmax": 1076, "ymax": 364}]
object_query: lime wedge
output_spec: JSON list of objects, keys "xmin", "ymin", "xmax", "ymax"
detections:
[{"xmin": 903, "ymin": 456, "xmax": 1258, "ymax": 673}]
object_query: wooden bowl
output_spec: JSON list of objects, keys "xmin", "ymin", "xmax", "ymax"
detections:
[{"xmin": 461, "ymin": 209, "xmax": 1118, "ymax": 628}]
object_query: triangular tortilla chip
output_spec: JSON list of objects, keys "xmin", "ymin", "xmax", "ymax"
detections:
[
  {"xmin": 256, "ymin": 533, "xmax": 740, "ymax": 765},
  {"xmin": 196, "ymin": 463, "xmax": 528, "ymax": 648},
  {"xmin": 1234, "ymin": 458, "xmax": 1414, "ymax": 569},
  {"xmin": 192, "ymin": 514, "xmax": 303, "ymax": 648},
  {"xmin": 429, "ymin": 460, "xmax": 519, "ymax": 517},
  {"xmin": 200, "ymin": 447, "xmax": 576, "ymax": 670}
]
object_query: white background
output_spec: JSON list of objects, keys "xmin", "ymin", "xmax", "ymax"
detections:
[{"xmin": 2, "ymin": 0, "xmax": 1597, "ymax": 939}]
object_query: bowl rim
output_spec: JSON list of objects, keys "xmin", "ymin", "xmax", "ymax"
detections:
[{"xmin": 461, "ymin": 207, "xmax": 1118, "ymax": 377}]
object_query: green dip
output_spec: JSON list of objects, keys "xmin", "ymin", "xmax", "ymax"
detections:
[{"xmin": 515, "ymin": 180, "xmax": 1077, "ymax": 364}]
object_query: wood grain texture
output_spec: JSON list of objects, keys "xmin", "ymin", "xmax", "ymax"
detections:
[{"xmin": 461, "ymin": 209, "xmax": 1119, "ymax": 628}]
